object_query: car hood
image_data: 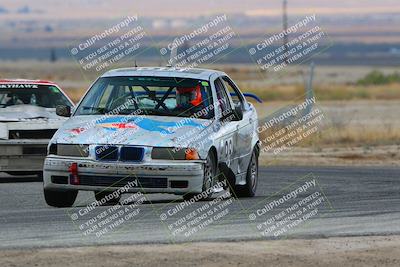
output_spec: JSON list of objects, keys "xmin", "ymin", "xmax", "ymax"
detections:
[
  {"xmin": 53, "ymin": 115, "xmax": 212, "ymax": 147},
  {"xmin": 0, "ymin": 105, "xmax": 62, "ymax": 122}
]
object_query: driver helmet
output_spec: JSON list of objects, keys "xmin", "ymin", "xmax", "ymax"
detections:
[{"xmin": 176, "ymin": 85, "xmax": 202, "ymax": 107}]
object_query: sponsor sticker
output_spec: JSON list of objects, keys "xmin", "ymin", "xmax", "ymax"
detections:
[{"xmin": 0, "ymin": 84, "xmax": 39, "ymax": 89}]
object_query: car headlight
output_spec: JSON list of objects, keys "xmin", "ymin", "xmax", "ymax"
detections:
[
  {"xmin": 0, "ymin": 123, "xmax": 8, "ymax": 140},
  {"xmin": 48, "ymin": 144, "xmax": 89, "ymax": 157},
  {"xmin": 151, "ymin": 147, "xmax": 200, "ymax": 160}
]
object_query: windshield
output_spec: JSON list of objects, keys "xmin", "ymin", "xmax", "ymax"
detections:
[
  {"xmin": 75, "ymin": 76, "xmax": 214, "ymax": 119},
  {"xmin": 0, "ymin": 84, "xmax": 72, "ymax": 108}
]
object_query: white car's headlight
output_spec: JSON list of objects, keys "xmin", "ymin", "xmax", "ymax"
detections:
[
  {"xmin": 48, "ymin": 143, "xmax": 89, "ymax": 157},
  {"xmin": 151, "ymin": 147, "xmax": 200, "ymax": 160},
  {"xmin": 0, "ymin": 123, "xmax": 8, "ymax": 140}
]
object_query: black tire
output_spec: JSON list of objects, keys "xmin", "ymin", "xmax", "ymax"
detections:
[
  {"xmin": 232, "ymin": 149, "xmax": 258, "ymax": 198},
  {"xmin": 44, "ymin": 188, "xmax": 78, "ymax": 207},
  {"xmin": 94, "ymin": 191, "xmax": 121, "ymax": 205},
  {"xmin": 183, "ymin": 151, "xmax": 217, "ymax": 201}
]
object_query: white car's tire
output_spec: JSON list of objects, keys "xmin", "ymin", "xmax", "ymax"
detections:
[
  {"xmin": 44, "ymin": 189, "xmax": 77, "ymax": 207},
  {"xmin": 232, "ymin": 149, "xmax": 258, "ymax": 198},
  {"xmin": 183, "ymin": 151, "xmax": 216, "ymax": 201}
]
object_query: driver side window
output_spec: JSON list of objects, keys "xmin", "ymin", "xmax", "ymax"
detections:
[
  {"xmin": 214, "ymin": 78, "xmax": 232, "ymax": 116},
  {"xmin": 221, "ymin": 76, "xmax": 245, "ymax": 109}
]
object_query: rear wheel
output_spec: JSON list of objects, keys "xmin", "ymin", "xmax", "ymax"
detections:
[
  {"xmin": 232, "ymin": 149, "xmax": 258, "ymax": 198},
  {"xmin": 44, "ymin": 188, "xmax": 77, "ymax": 207},
  {"xmin": 183, "ymin": 151, "xmax": 216, "ymax": 201},
  {"xmin": 94, "ymin": 191, "xmax": 121, "ymax": 205}
]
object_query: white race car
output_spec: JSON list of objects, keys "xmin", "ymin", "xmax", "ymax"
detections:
[
  {"xmin": 43, "ymin": 67, "xmax": 260, "ymax": 207},
  {"xmin": 0, "ymin": 79, "xmax": 74, "ymax": 178}
]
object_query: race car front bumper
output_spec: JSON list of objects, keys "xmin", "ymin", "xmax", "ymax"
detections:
[
  {"xmin": 0, "ymin": 139, "xmax": 49, "ymax": 173},
  {"xmin": 43, "ymin": 156, "xmax": 205, "ymax": 195}
]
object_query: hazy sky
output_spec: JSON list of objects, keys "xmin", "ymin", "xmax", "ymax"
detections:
[{"xmin": 0, "ymin": 0, "xmax": 399, "ymax": 20}]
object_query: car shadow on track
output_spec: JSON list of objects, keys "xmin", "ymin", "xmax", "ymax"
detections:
[{"xmin": 0, "ymin": 173, "xmax": 42, "ymax": 183}]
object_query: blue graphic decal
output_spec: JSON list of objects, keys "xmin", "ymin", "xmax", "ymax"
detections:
[{"xmin": 96, "ymin": 116, "xmax": 205, "ymax": 134}]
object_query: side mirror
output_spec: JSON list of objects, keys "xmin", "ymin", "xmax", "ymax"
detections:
[
  {"xmin": 56, "ymin": 105, "xmax": 71, "ymax": 117},
  {"xmin": 233, "ymin": 105, "xmax": 243, "ymax": 121},
  {"xmin": 219, "ymin": 104, "xmax": 243, "ymax": 123}
]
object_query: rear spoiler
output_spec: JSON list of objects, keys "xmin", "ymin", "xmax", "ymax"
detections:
[{"xmin": 231, "ymin": 92, "xmax": 263, "ymax": 103}]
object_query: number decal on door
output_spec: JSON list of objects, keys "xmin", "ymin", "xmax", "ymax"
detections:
[{"xmin": 224, "ymin": 137, "xmax": 233, "ymax": 159}]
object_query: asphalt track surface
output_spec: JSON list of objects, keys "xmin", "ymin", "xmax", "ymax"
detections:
[{"xmin": 0, "ymin": 166, "xmax": 399, "ymax": 249}]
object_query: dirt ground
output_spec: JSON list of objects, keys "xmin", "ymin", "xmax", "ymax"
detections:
[{"xmin": 1, "ymin": 235, "xmax": 399, "ymax": 267}]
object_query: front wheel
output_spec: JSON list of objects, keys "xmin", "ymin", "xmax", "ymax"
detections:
[
  {"xmin": 232, "ymin": 149, "xmax": 258, "ymax": 198},
  {"xmin": 183, "ymin": 151, "xmax": 217, "ymax": 201},
  {"xmin": 44, "ymin": 188, "xmax": 78, "ymax": 207}
]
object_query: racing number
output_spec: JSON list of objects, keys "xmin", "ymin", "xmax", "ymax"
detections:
[{"xmin": 224, "ymin": 137, "xmax": 233, "ymax": 159}]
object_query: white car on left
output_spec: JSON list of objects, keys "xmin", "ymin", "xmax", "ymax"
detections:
[{"xmin": 0, "ymin": 79, "xmax": 74, "ymax": 178}]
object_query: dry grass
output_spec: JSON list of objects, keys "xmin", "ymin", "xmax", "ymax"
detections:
[
  {"xmin": 67, "ymin": 89, "xmax": 87, "ymax": 103},
  {"xmin": 256, "ymin": 99, "xmax": 400, "ymax": 150},
  {"xmin": 314, "ymin": 83, "xmax": 400, "ymax": 100},
  {"xmin": 238, "ymin": 82, "xmax": 400, "ymax": 101},
  {"xmin": 258, "ymin": 125, "xmax": 400, "ymax": 151},
  {"xmin": 308, "ymin": 126, "xmax": 400, "ymax": 147},
  {"xmin": 259, "ymin": 145, "xmax": 400, "ymax": 166}
]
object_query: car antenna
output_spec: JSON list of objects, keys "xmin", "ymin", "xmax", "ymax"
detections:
[{"xmin": 167, "ymin": 38, "xmax": 178, "ymax": 68}]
